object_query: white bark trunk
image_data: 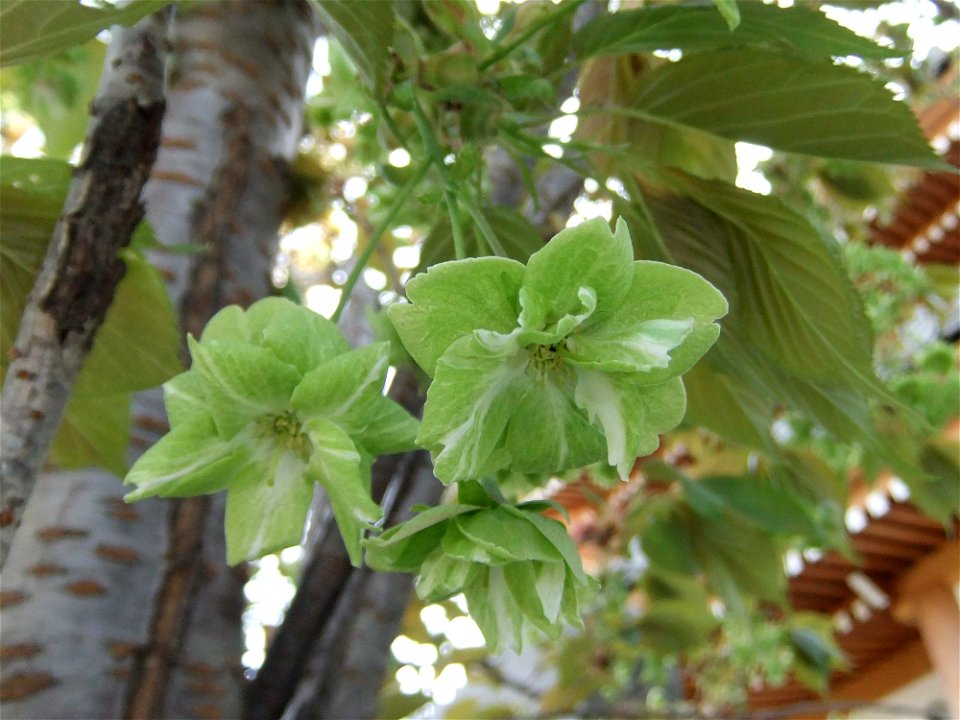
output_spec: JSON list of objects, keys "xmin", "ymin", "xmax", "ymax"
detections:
[{"xmin": 1, "ymin": 3, "xmax": 318, "ymax": 717}]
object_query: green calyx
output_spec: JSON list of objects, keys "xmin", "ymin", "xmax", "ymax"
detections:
[
  {"xmin": 389, "ymin": 217, "xmax": 729, "ymax": 483},
  {"xmin": 123, "ymin": 297, "xmax": 419, "ymax": 566}
]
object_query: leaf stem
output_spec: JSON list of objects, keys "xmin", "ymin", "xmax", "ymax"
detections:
[
  {"xmin": 478, "ymin": 0, "xmax": 585, "ymax": 70},
  {"xmin": 331, "ymin": 160, "xmax": 430, "ymax": 324}
]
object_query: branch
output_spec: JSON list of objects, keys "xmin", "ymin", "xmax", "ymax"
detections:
[{"xmin": 0, "ymin": 11, "xmax": 169, "ymax": 567}]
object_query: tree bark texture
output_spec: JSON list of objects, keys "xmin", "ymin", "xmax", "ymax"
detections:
[
  {"xmin": 0, "ymin": 10, "xmax": 169, "ymax": 566},
  {"xmin": 1, "ymin": 2, "xmax": 318, "ymax": 718}
]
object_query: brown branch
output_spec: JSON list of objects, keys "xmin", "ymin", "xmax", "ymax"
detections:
[{"xmin": 0, "ymin": 11, "xmax": 169, "ymax": 568}]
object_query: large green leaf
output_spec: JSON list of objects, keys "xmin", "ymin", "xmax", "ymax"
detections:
[
  {"xmin": 0, "ymin": 0, "xmax": 172, "ymax": 67},
  {"xmin": 52, "ymin": 393, "xmax": 130, "ymax": 477},
  {"xmin": 312, "ymin": 0, "xmax": 393, "ymax": 91},
  {"xmin": 0, "ymin": 157, "xmax": 182, "ymax": 473},
  {"xmin": 574, "ymin": 3, "xmax": 901, "ymax": 61},
  {"xmin": 73, "ymin": 251, "xmax": 182, "ymax": 396},
  {"xmin": 621, "ymin": 48, "xmax": 940, "ymax": 168}
]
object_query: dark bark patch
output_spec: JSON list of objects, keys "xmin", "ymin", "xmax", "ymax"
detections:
[
  {"xmin": 95, "ymin": 544, "xmax": 141, "ymax": 565},
  {"xmin": 111, "ymin": 666, "xmax": 131, "ymax": 680},
  {"xmin": 187, "ymin": 662, "xmax": 218, "ymax": 677},
  {"xmin": 0, "ymin": 509, "xmax": 14, "ymax": 527},
  {"xmin": 64, "ymin": 579, "xmax": 107, "ymax": 597},
  {"xmin": 40, "ymin": 99, "xmax": 164, "ymax": 343},
  {"xmin": 37, "ymin": 526, "xmax": 89, "ymax": 542},
  {"xmin": 0, "ymin": 672, "xmax": 56, "ymax": 701},
  {"xmin": 133, "ymin": 415, "xmax": 170, "ymax": 434},
  {"xmin": 0, "ymin": 644, "xmax": 42, "ymax": 661},
  {"xmin": 27, "ymin": 563, "xmax": 69, "ymax": 577},
  {"xmin": 191, "ymin": 702, "xmax": 222, "ymax": 720},
  {"xmin": 105, "ymin": 641, "xmax": 139, "ymax": 659},
  {"xmin": 0, "ymin": 591, "xmax": 28, "ymax": 608},
  {"xmin": 188, "ymin": 679, "xmax": 224, "ymax": 696},
  {"xmin": 104, "ymin": 498, "xmax": 140, "ymax": 522}
]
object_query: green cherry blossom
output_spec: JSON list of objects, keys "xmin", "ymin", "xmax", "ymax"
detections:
[
  {"xmin": 389, "ymin": 217, "xmax": 728, "ymax": 482},
  {"xmin": 364, "ymin": 489, "xmax": 592, "ymax": 654},
  {"xmin": 124, "ymin": 298, "xmax": 419, "ymax": 565}
]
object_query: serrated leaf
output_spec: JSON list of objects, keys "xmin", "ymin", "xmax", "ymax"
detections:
[
  {"xmin": 623, "ymin": 48, "xmax": 940, "ymax": 168},
  {"xmin": 312, "ymin": 0, "xmax": 393, "ymax": 91},
  {"xmin": 574, "ymin": 3, "xmax": 900, "ymax": 61},
  {"xmin": 0, "ymin": 0, "xmax": 173, "ymax": 67}
]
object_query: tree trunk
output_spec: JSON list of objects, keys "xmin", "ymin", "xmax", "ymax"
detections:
[{"xmin": 0, "ymin": 3, "xmax": 317, "ymax": 717}]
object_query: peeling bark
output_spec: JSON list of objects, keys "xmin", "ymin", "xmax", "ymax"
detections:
[{"xmin": 0, "ymin": 11, "xmax": 169, "ymax": 566}]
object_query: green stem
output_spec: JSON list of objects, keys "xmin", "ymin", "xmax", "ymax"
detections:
[
  {"xmin": 462, "ymin": 198, "xmax": 506, "ymax": 257},
  {"xmin": 478, "ymin": 0, "xmax": 585, "ymax": 71},
  {"xmin": 444, "ymin": 190, "xmax": 467, "ymax": 260},
  {"xmin": 410, "ymin": 96, "xmax": 468, "ymax": 260},
  {"xmin": 331, "ymin": 160, "xmax": 430, "ymax": 324}
]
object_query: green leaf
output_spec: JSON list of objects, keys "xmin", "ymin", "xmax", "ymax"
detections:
[
  {"xmin": 389, "ymin": 257, "xmax": 525, "ymax": 377},
  {"xmin": 305, "ymin": 417, "xmax": 380, "ymax": 566},
  {"xmin": 574, "ymin": 371, "xmax": 686, "ymax": 478},
  {"xmin": 566, "ymin": 261, "xmax": 726, "ymax": 377},
  {"xmin": 0, "ymin": 0, "xmax": 173, "ymax": 67},
  {"xmin": 624, "ymin": 48, "xmax": 940, "ymax": 167},
  {"xmin": 0, "ymin": 158, "xmax": 73, "ymax": 363},
  {"xmin": 659, "ymin": 175, "xmax": 883, "ymax": 394},
  {"xmin": 574, "ymin": 3, "xmax": 900, "ymax": 61},
  {"xmin": 188, "ymin": 337, "xmax": 302, "ymax": 439},
  {"xmin": 225, "ymin": 452, "xmax": 315, "ymax": 565},
  {"xmin": 522, "ymin": 217, "xmax": 633, "ymax": 325},
  {"xmin": 712, "ymin": 0, "xmax": 740, "ymax": 30},
  {"xmin": 52, "ymin": 393, "xmax": 130, "ymax": 476},
  {"xmin": 312, "ymin": 0, "xmax": 393, "ymax": 91},
  {"xmin": 417, "ymin": 335, "xmax": 529, "ymax": 483},
  {"xmin": 73, "ymin": 250, "xmax": 182, "ymax": 396},
  {"xmin": 124, "ymin": 414, "xmax": 245, "ymax": 501}
]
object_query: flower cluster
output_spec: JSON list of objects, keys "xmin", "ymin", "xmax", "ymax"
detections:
[
  {"xmin": 124, "ymin": 298, "xmax": 418, "ymax": 564},
  {"xmin": 389, "ymin": 217, "xmax": 727, "ymax": 483}
]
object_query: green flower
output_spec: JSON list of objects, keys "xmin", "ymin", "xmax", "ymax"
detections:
[
  {"xmin": 364, "ymin": 490, "xmax": 591, "ymax": 653},
  {"xmin": 124, "ymin": 298, "xmax": 418, "ymax": 565},
  {"xmin": 389, "ymin": 217, "xmax": 727, "ymax": 483}
]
